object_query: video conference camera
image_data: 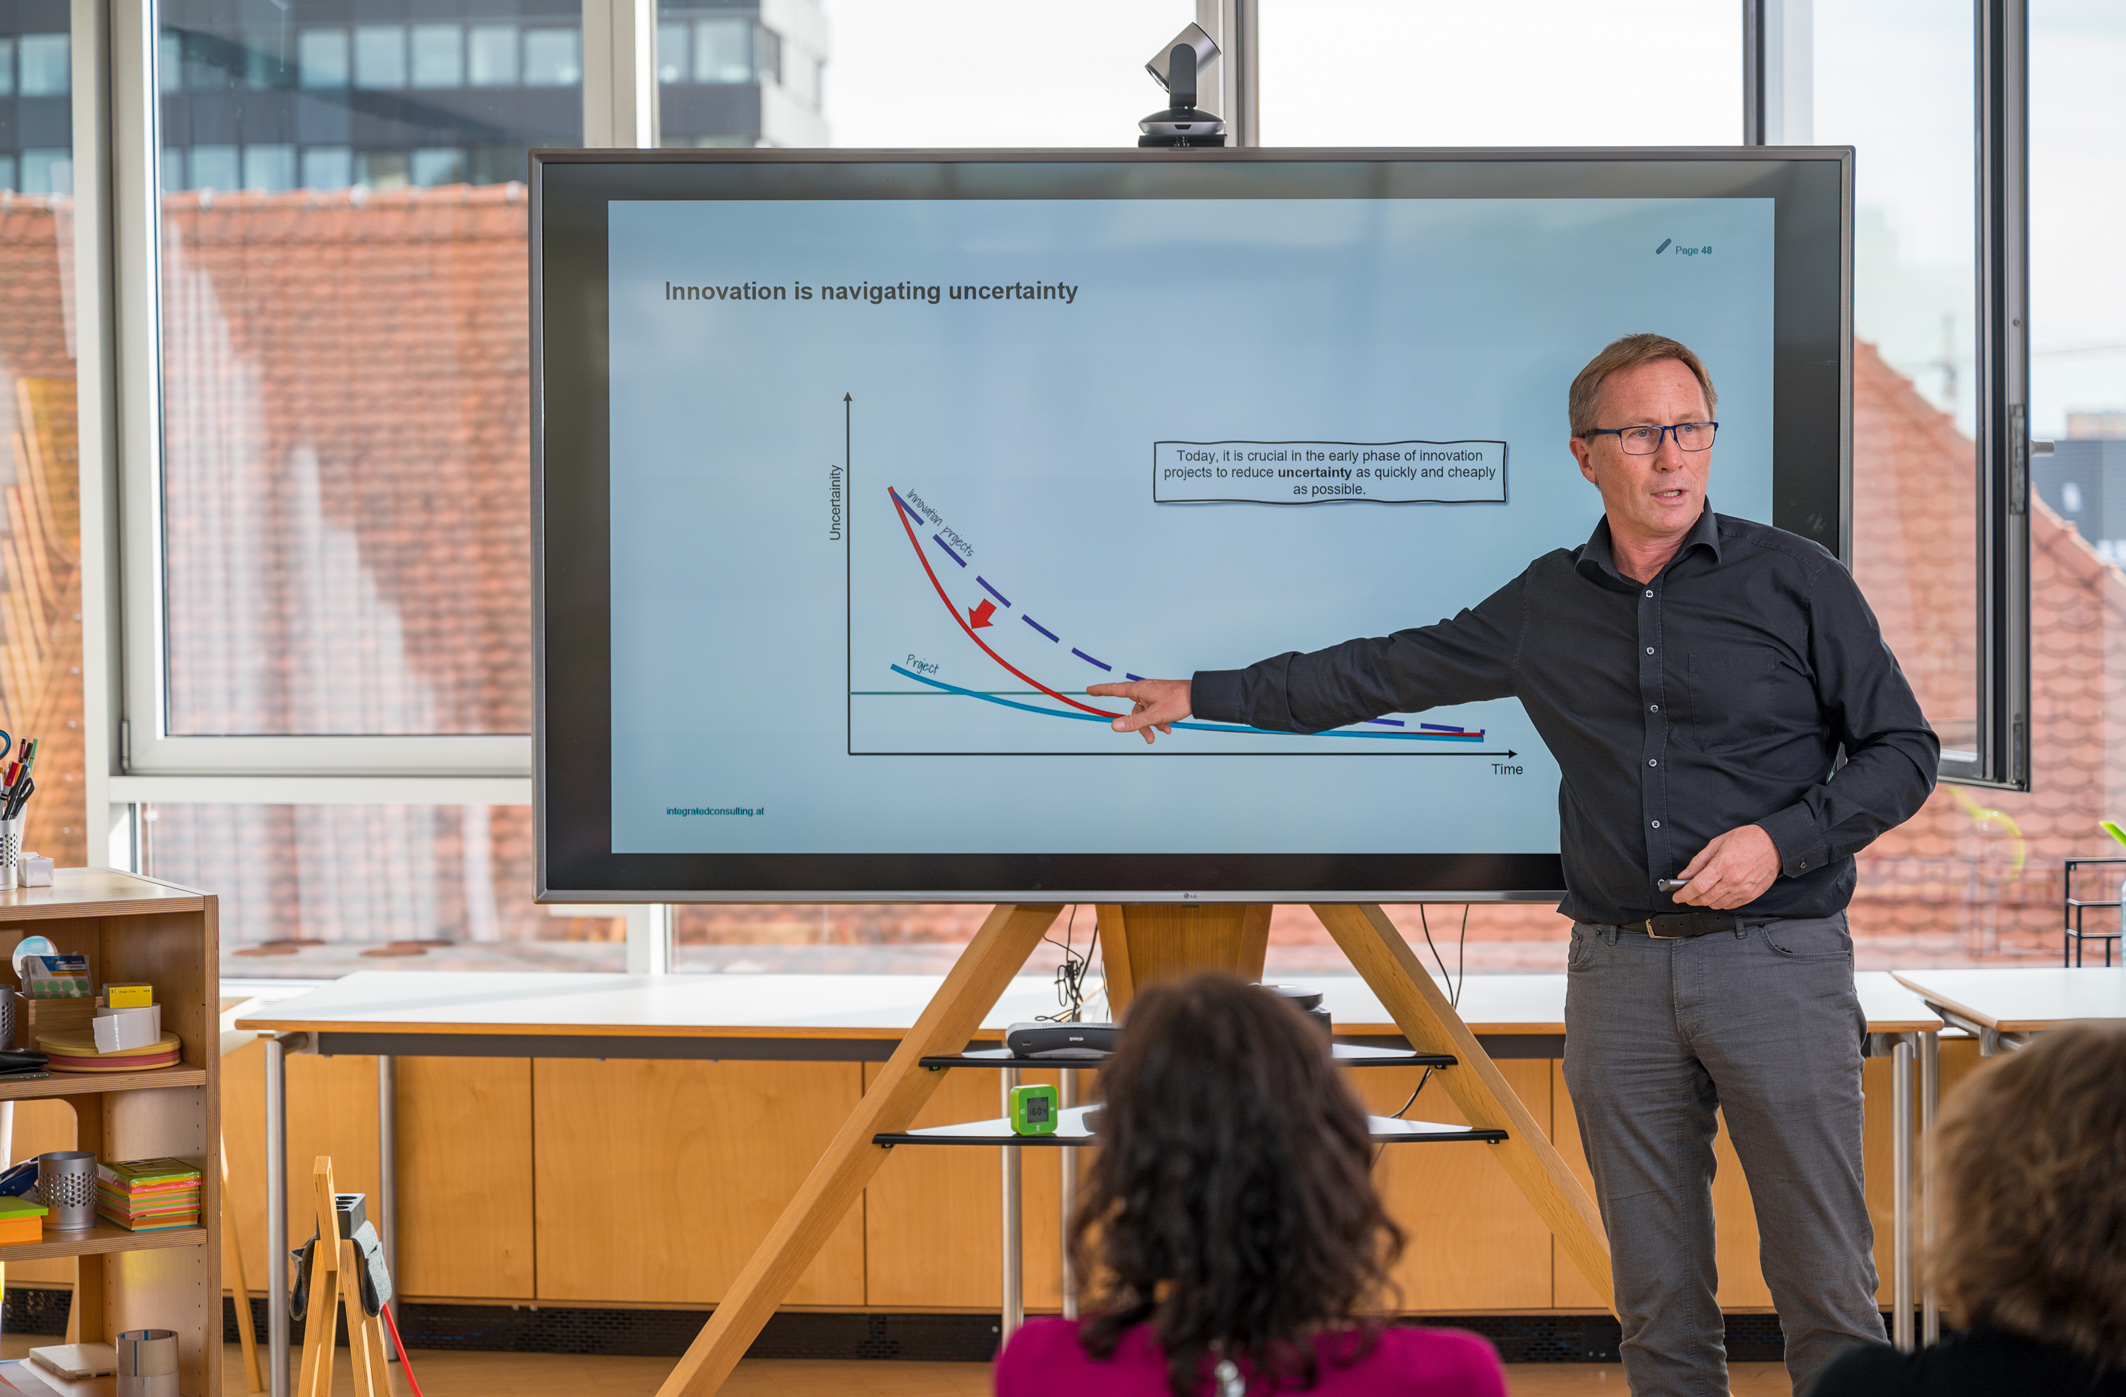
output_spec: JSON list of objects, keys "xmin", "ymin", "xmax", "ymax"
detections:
[{"xmin": 1139, "ymin": 22, "xmax": 1227, "ymax": 147}]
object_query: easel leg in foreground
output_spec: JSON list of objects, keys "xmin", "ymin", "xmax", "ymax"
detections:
[
  {"xmin": 656, "ymin": 900, "xmax": 1612, "ymax": 1396},
  {"xmin": 654, "ymin": 903, "xmax": 1065, "ymax": 1397},
  {"xmin": 1312, "ymin": 903, "xmax": 1613, "ymax": 1304}
]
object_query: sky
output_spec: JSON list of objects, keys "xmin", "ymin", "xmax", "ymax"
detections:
[{"xmin": 816, "ymin": 0, "xmax": 2123, "ymax": 438}]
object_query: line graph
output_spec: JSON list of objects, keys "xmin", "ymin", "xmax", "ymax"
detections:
[{"xmin": 854, "ymin": 477, "xmax": 1519, "ymax": 758}]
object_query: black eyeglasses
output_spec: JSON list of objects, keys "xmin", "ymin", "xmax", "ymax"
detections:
[{"xmin": 1582, "ymin": 421, "xmax": 1718, "ymax": 455}]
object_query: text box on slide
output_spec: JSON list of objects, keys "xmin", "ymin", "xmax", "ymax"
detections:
[{"xmin": 1153, "ymin": 440, "xmax": 1508, "ymax": 504}]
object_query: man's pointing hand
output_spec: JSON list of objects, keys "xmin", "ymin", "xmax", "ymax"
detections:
[{"xmin": 1088, "ymin": 679, "xmax": 1193, "ymax": 745}]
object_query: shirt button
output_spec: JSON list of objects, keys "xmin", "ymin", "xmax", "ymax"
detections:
[
  {"xmin": 1648, "ymin": 759, "xmax": 1658, "ymax": 767},
  {"xmin": 1650, "ymin": 704, "xmax": 1659, "ymax": 712},
  {"xmin": 1644, "ymin": 589, "xmax": 1654, "ymax": 598},
  {"xmin": 1799, "ymin": 860, "xmax": 1809, "ymax": 869},
  {"xmin": 1646, "ymin": 647, "xmax": 1655, "ymax": 655},
  {"xmin": 1651, "ymin": 820, "xmax": 1661, "ymax": 828}
]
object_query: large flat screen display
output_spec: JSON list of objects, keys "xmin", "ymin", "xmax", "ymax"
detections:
[{"xmin": 535, "ymin": 149, "xmax": 1852, "ymax": 901}]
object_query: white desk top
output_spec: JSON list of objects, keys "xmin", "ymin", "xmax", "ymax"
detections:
[
  {"xmin": 233, "ymin": 968, "xmax": 1941, "ymax": 1039},
  {"xmin": 1891, "ymin": 967, "xmax": 2126, "ymax": 1033}
]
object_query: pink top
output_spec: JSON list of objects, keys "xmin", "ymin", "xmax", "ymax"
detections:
[{"xmin": 994, "ymin": 1318, "xmax": 1508, "ymax": 1397}]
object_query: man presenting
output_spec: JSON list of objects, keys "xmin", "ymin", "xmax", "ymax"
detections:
[{"xmin": 1090, "ymin": 333, "xmax": 1938, "ymax": 1397}]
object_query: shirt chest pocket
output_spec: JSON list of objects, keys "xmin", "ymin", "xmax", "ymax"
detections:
[{"xmin": 1684, "ymin": 648, "xmax": 1787, "ymax": 752}]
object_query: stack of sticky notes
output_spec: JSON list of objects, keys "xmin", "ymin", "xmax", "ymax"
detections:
[
  {"xmin": 0, "ymin": 1194, "xmax": 49, "ymax": 1245},
  {"xmin": 94, "ymin": 1158, "xmax": 202, "ymax": 1232}
]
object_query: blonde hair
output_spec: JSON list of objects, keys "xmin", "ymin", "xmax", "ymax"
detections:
[
  {"xmin": 1931, "ymin": 1021, "xmax": 2126, "ymax": 1372},
  {"xmin": 1568, "ymin": 333, "xmax": 1719, "ymax": 437}
]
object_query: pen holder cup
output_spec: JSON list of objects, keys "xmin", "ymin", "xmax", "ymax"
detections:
[
  {"xmin": 38, "ymin": 1150, "xmax": 97, "ymax": 1230},
  {"xmin": 0, "ymin": 816, "xmax": 19, "ymax": 891}
]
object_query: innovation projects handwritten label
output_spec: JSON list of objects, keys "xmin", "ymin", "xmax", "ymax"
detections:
[{"xmin": 1153, "ymin": 440, "xmax": 1507, "ymax": 505}]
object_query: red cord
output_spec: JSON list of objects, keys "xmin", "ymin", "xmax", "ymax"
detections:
[{"xmin": 379, "ymin": 1303, "xmax": 425, "ymax": 1397}]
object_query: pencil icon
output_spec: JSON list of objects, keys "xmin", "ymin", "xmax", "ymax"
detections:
[{"xmin": 1654, "ymin": 238, "xmax": 1672, "ymax": 255}]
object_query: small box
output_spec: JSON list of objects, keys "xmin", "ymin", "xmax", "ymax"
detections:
[
  {"xmin": 93, "ymin": 1005, "xmax": 163, "ymax": 1053},
  {"xmin": 15, "ymin": 994, "xmax": 100, "ymax": 1051},
  {"xmin": 21, "ymin": 955, "xmax": 91, "ymax": 999},
  {"xmin": 1008, "ymin": 1083, "xmax": 1059, "ymax": 1136},
  {"xmin": 18, "ymin": 855, "xmax": 53, "ymax": 888},
  {"xmin": 105, "ymin": 984, "xmax": 155, "ymax": 1009}
]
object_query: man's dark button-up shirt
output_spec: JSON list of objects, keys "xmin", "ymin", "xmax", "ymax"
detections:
[{"xmin": 1190, "ymin": 508, "xmax": 1940, "ymax": 926}]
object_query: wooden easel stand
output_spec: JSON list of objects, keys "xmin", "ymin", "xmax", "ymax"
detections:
[{"xmin": 655, "ymin": 903, "xmax": 1612, "ymax": 1396}]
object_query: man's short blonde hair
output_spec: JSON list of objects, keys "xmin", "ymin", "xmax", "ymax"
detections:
[{"xmin": 1568, "ymin": 334, "xmax": 1719, "ymax": 438}]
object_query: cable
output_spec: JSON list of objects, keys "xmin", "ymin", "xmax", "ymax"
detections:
[
  {"xmin": 1038, "ymin": 905, "xmax": 1094, "ymax": 1022},
  {"xmin": 380, "ymin": 1303, "xmax": 426, "ymax": 1397},
  {"xmin": 1377, "ymin": 905, "xmax": 1471, "ymax": 1163}
]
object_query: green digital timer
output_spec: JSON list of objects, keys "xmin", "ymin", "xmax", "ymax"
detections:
[{"xmin": 1008, "ymin": 1083, "xmax": 1059, "ymax": 1136}]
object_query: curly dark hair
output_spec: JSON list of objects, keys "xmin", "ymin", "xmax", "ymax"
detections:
[
  {"xmin": 1069, "ymin": 972, "xmax": 1405, "ymax": 1396},
  {"xmin": 1931, "ymin": 1020, "xmax": 2126, "ymax": 1373}
]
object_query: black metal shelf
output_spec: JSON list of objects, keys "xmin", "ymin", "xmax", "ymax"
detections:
[
  {"xmin": 876, "ymin": 1105, "xmax": 1506, "ymax": 1148},
  {"xmin": 919, "ymin": 1043, "xmax": 1455, "ymax": 1071}
]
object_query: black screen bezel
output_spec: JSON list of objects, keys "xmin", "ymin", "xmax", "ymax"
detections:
[{"xmin": 534, "ymin": 147, "xmax": 1853, "ymax": 902}]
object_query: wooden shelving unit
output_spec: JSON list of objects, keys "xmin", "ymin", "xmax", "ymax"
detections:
[{"xmin": 0, "ymin": 869, "xmax": 220, "ymax": 1397}]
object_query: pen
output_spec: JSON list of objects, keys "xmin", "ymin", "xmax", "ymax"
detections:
[{"xmin": 1656, "ymin": 877, "xmax": 1691, "ymax": 893}]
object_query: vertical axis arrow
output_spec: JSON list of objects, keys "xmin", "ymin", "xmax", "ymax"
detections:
[{"xmin": 845, "ymin": 392, "xmax": 852, "ymax": 756}]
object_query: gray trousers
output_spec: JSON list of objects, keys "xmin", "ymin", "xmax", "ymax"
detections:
[{"xmin": 1562, "ymin": 914, "xmax": 1885, "ymax": 1397}]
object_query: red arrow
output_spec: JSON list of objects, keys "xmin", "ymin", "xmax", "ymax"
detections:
[{"xmin": 968, "ymin": 598, "xmax": 997, "ymax": 629}]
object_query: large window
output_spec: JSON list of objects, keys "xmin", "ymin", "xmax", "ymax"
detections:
[
  {"xmin": 74, "ymin": 2, "xmax": 2037, "ymax": 976},
  {"xmin": 148, "ymin": 0, "xmax": 579, "ymax": 751},
  {"xmin": 0, "ymin": 6, "xmax": 84, "ymax": 873}
]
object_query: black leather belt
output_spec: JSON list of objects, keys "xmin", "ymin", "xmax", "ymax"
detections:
[{"xmin": 1620, "ymin": 911, "xmax": 1753, "ymax": 939}]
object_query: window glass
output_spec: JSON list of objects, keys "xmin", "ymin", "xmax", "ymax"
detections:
[
  {"xmin": 146, "ymin": 805, "xmax": 627, "ymax": 975},
  {"xmin": 157, "ymin": 0, "xmax": 580, "ymax": 736},
  {"xmin": 468, "ymin": 24, "xmax": 518, "ymax": 86},
  {"xmin": 0, "ymin": 12, "xmax": 86, "ymax": 872},
  {"xmin": 18, "ymin": 32, "xmax": 66, "ymax": 96},
  {"xmin": 410, "ymin": 24, "xmax": 464, "ymax": 88},
  {"xmin": 655, "ymin": 20, "xmax": 686, "ymax": 83},
  {"xmin": 522, "ymin": 27, "xmax": 580, "ymax": 86},
  {"xmin": 298, "ymin": 29, "xmax": 348, "ymax": 88},
  {"xmin": 1258, "ymin": 0, "xmax": 1739, "ymax": 145},
  {"xmin": 693, "ymin": 16, "xmax": 750, "ymax": 82},
  {"xmin": 353, "ymin": 24, "xmax": 406, "ymax": 89},
  {"xmin": 1877, "ymin": 0, "xmax": 2126, "ymax": 965},
  {"xmin": 242, "ymin": 143, "xmax": 295, "ymax": 192}
]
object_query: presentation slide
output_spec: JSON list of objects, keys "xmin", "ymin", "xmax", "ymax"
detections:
[{"xmin": 606, "ymin": 195, "xmax": 1774, "ymax": 856}]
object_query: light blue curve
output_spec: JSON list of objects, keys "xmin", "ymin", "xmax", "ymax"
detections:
[{"xmin": 886, "ymin": 665, "xmax": 1484, "ymax": 742}]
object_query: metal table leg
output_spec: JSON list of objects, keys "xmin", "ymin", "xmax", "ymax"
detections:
[
  {"xmin": 1001, "ymin": 1066, "xmax": 1023, "ymax": 1343},
  {"xmin": 265, "ymin": 1033, "xmax": 293, "ymax": 1397},
  {"xmin": 1919, "ymin": 1031, "xmax": 1940, "ymax": 1346},
  {"xmin": 378, "ymin": 1053, "xmax": 398, "ymax": 1360},
  {"xmin": 1058, "ymin": 1069, "xmax": 1077, "ymax": 1320},
  {"xmin": 1892, "ymin": 1034, "xmax": 1914, "ymax": 1352}
]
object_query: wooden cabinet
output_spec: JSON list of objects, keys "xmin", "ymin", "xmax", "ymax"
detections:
[
  {"xmin": 0, "ymin": 871, "xmax": 220, "ymax": 1395},
  {"xmin": 216, "ymin": 1027, "xmax": 1966, "ymax": 1317}
]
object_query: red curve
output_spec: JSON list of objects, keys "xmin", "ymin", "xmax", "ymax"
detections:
[{"xmin": 890, "ymin": 488, "xmax": 1123, "ymax": 720}]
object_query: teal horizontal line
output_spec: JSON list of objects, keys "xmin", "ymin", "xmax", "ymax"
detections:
[{"xmin": 883, "ymin": 665, "xmax": 1483, "ymax": 742}]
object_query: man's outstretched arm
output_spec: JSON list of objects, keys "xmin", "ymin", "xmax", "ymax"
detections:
[{"xmin": 1087, "ymin": 571, "xmax": 1528, "ymax": 746}]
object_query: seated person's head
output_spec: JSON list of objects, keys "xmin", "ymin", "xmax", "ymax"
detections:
[
  {"xmin": 1932, "ymin": 1020, "xmax": 2126, "ymax": 1372},
  {"xmin": 1070, "ymin": 972, "xmax": 1404, "ymax": 1394}
]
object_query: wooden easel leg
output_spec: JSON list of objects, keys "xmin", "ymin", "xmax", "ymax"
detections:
[
  {"xmin": 339, "ymin": 1243, "xmax": 375, "ymax": 1397},
  {"xmin": 224, "ymin": 1135, "xmax": 267, "ymax": 1392},
  {"xmin": 297, "ymin": 1159, "xmax": 344, "ymax": 1397},
  {"xmin": 1312, "ymin": 904, "xmax": 1615, "ymax": 1306},
  {"xmin": 654, "ymin": 903, "xmax": 1065, "ymax": 1397}
]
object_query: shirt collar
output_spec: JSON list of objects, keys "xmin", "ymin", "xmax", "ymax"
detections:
[{"xmin": 1575, "ymin": 506, "xmax": 1722, "ymax": 586}]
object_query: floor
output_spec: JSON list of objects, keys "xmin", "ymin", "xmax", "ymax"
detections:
[{"xmin": 199, "ymin": 1347, "xmax": 1800, "ymax": 1396}]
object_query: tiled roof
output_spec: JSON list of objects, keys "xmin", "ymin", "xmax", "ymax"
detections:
[{"xmin": 9, "ymin": 189, "xmax": 2123, "ymax": 965}]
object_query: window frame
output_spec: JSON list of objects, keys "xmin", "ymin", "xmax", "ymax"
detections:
[{"xmin": 67, "ymin": 0, "xmax": 2032, "ymax": 973}]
